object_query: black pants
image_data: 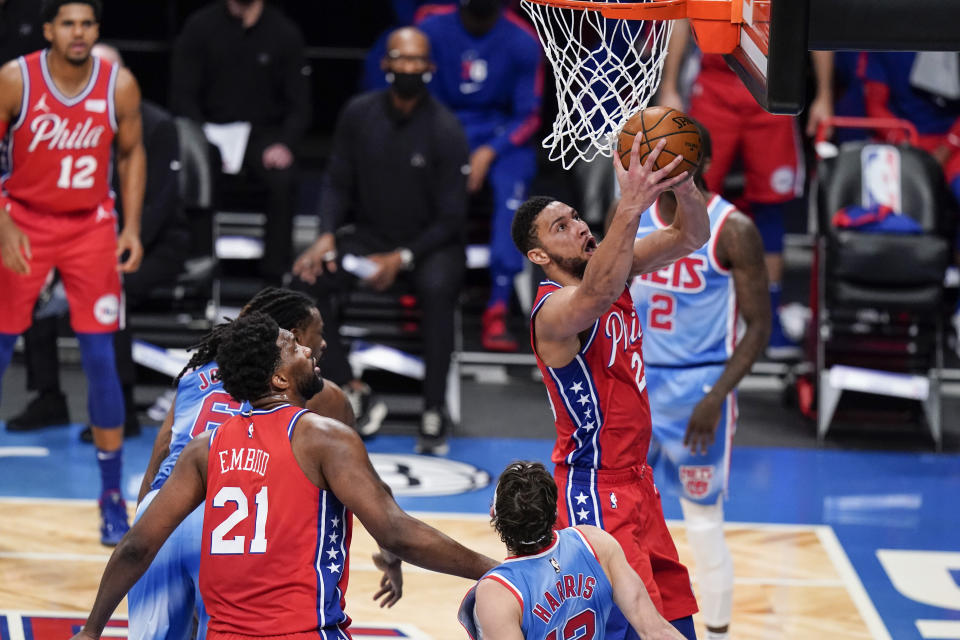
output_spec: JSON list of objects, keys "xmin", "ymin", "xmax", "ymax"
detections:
[
  {"xmin": 242, "ymin": 131, "xmax": 297, "ymax": 280},
  {"xmin": 302, "ymin": 229, "xmax": 465, "ymax": 411}
]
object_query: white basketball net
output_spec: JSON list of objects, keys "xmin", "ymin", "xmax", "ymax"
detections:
[{"xmin": 521, "ymin": 0, "xmax": 673, "ymax": 169}]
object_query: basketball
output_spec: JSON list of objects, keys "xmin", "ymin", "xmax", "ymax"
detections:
[{"xmin": 617, "ymin": 106, "xmax": 702, "ymax": 178}]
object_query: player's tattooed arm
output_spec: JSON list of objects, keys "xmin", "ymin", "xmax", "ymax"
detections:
[
  {"xmin": 684, "ymin": 211, "xmax": 769, "ymax": 455},
  {"xmin": 629, "ymin": 175, "xmax": 710, "ymax": 277},
  {"xmin": 138, "ymin": 399, "xmax": 176, "ymax": 503},
  {"xmin": 76, "ymin": 433, "xmax": 210, "ymax": 640},
  {"xmin": 296, "ymin": 415, "xmax": 498, "ymax": 580}
]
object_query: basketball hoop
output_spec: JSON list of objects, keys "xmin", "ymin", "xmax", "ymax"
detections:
[{"xmin": 521, "ymin": 0, "xmax": 738, "ymax": 169}]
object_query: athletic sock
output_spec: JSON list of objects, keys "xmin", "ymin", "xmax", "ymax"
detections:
[{"xmin": 97, "ymin": 446, "xmax": 123, "ymax": 495}]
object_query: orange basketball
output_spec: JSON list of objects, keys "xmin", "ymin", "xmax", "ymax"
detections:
[{"xmin": 617, "ymin": 106, "xmax": 702, "ymax": 178}]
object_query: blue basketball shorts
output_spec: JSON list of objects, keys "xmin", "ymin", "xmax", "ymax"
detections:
[{"xmin": 645, "ymin": 363, "xmax": 737, "ymax": 505}]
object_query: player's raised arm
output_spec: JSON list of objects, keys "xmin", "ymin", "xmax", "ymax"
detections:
[
  {"xmin": 113, "ymin": 66, "xmax": 145, "ymax": 273},
  {"xmin": 577, "ymin": 525, "xmax": 686, "ymax": 640},
  {"xmin": 630, "ymin": 169, "xmax": 710, "ymax": 277},
  {"xmin": 296, "ymin": 413, "xmax": 498, "ymax": 580},
  {"xmin": 75, "ymin": 433, "xmax": 211, "ymax": 640},
  {"xmin": 532, "ymin": 137, "xmax": 686, "ymax": 349}
]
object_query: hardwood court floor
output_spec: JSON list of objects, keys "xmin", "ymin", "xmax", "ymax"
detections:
[{"xmin": 0, "ymin": 500, "xmax": 872, "ymax": 639}]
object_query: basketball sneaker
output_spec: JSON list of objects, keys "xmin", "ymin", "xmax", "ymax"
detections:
[
  {"xmin": 345, "ymin": 383, "xmax": 388, "ymax": 439},
  {"xmin": 481, "ymin": 301, "xmax": 518, "ymax": 352},
  {"xmin": 6, "ymin": 390, "xmax": 70, "ymax": 431},
  {"xmin": 416, "ymin": 408, "xmax": 450, "ymax": 456},
  {"xmin": 766, "ymin": 309, "xmax": 803, "ymax": 360},
  {"xmin": 99, "ymin": 489, "xmax": 130, "ymax": 547}
]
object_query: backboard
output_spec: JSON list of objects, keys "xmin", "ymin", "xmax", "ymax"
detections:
[{"xmin": 723, "ymin": 0, "xmax": 809, "ymax": 115}]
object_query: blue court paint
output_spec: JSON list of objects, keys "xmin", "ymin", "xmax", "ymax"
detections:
[{"xmin": 2, "ymin": 423, "xmax": 958, "ymax": 638}]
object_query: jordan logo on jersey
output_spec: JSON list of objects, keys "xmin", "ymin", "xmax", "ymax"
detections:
[
  {"xmin": 33, "ymin": 93, "xmax": 50, "ymax": 113},
  {"xmin": 27, "ymin": 113, "xmax": 106, "ymax": 152},
  {"xmin": 637, "ymin": 255, "xmax": 708, "ymax": 293}
]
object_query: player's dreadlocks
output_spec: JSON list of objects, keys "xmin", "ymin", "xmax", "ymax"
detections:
[
  {"xmin": 215, "ymin": 312, "xmax": 281, "ymax": 403},
  {"xmin": 175, "ymin": 287, "xmax": 317, "ymax": 383},
  {"xmin": 492, "ymin": 461, "xmax": 559, "ymax": 556}
]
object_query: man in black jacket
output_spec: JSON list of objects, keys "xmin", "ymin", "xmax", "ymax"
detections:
[
  {"xmin": 293, "ymin": 27, "xmax": 469, "ymax": 455},
  {"xmin": 171, "ymin": 0, "xmax": 310, "ymax": 282}
]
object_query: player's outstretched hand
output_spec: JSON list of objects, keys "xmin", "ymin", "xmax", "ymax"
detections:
[
  {"xmin": 683, "ymin": 393, "xmax": 723, "ymax": 456},
  {"xmin": 0, "ymin": 204, "xmax": 31, "ymax": 275},
  {"xmin": 372, "ymin": 550, "xmax": 403, "ymax": 608},
  {"xmin": 612, "ymin": 136, "xmax": 687, "ymax": 215},
  {"xmin": 116, "ymin": 228, "xmax": 143, "ymax": 273}
]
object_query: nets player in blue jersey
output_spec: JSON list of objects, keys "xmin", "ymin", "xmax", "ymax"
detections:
[
  {"xmin": 460, "ymin": 461, "xmax": 686, "ymax": 640},
  {"xmin": 417, "ymin": 0, "xmax": 543, "ymax": 351},
  {"xmin": 127, "ymin": 288, "xmax": 385, "ymax": 640},
  {"xmin": 629, "ymin": 124, "xmax": 770, "ymax": 640}
]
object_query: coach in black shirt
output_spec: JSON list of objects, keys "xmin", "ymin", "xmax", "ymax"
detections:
[
  {"xmin": 294, "ymin": 26, "xmax": 469, "ymax": 455},
  {"xmin": 171, "ymin": 0, "xmax": 310, "ymax": 281}
]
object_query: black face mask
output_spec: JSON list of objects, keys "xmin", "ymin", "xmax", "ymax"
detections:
[
  {"xmin": 386, "ymin": 71, "xmax": 431, "ymax": 99},
  {"xmin": 461, "ymin": 0, "xmax": 501, "ymax": 19}
]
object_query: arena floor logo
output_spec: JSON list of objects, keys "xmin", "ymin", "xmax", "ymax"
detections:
[
  {"xmin": 370, "ymin": 454, "xmax": 491, "ymax": 497},
  {"xmin": 0, "ymin": 614, "xmax": 431, "ymax": 640}
]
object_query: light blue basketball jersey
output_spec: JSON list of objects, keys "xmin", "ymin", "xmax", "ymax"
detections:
[
  {"xmin": 481, "ymin": 528, "xmax": 615, "ymax": 640},
  {"xmin": 150, "ymin": 361, "xmax": 246, "ymax": 491},
  {"xmin": 631, "ymin": 194, "xmax": 740, "ymax": 367}
]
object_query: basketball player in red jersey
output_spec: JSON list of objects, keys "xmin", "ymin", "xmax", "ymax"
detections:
[
  {"xmin": 70, "ymin": 312, "xmax": 498, "ymax": 640},
  {"xmin": 0, "ymin": 0, "xmax": 145, "ymax": 546},
  {"xmin": 510, "ymin": 137, "xmax": 709, "ymax": 640}
]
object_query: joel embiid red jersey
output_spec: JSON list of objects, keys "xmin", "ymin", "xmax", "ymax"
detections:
[
  {"xmin": 2, "ymin": 50, "xmax": 117, "ymax": 215},
  {"xmin": 532, "ymin": 282, "xmax": 653, "ymax": 471},
  {"xmin": 200, "ymin": 405, "xmax": 354, "ymax": 639}
]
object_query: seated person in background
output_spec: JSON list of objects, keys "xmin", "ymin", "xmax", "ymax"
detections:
[
  {"xmin": 417, "ymin": 0, "xmax": 543, "ymax": 352},
  {"xmin": 863, "ymin": 51, "xmax": 960, "ymax": 204},
  {"xmin": 6, "ymin": 43, "xmax": 188, "ymax": 436},
  {"xmin": 170, "ymin": 0, "xmax": 311, "ymax": 283},
  {"xmin": 293, "ymin": 27, "xmax": 469, "ymax": 456},
  {"xmin": 462, "ymin": 461, "xmax": 686, "ymax": 640}
]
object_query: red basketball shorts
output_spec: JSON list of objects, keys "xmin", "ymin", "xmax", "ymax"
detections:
[
  {"xmin": 0, "ymin": 200, "xmax": 121, "ymax": 334},
  {"xmin": 554, "ymin": 463, "xmax": 698, "ymax": 621},
  {"xmin": 690, "ymin": 66, "xmax": 804, "ymax": 204}
]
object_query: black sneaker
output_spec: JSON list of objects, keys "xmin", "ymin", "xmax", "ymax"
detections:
[
  {"xmin": 6, "ymin": 391, "xmax": 70, "ymax": 431},
  {"xmin": 415, "ymin": 408, "xmax": 450, "ymax": 456},
  {"xmin": 345, "ymin": 384, "xmax": 388, "ymax": 439},
  {"xmin": 80, "ymin": 412, "xmax": 141, "ymax": 443}
]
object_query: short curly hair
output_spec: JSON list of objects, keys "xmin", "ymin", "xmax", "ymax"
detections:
[
  {"xmin": 215, "ymin": 312, "xmax": 281, "ymax": 403},
  {"xmin": 41, "ymin": 0, "xmax": 102, "ymax": 23},
  {"xmin": 511, "ymin": 196, "xmax": 556, "ymax": 254},
  {"xmin": 492, "ymin": 461, "xmax": 558, "ymax": 555}
]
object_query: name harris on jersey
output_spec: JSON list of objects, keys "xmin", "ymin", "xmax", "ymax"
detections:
[{"xmin": 531, "ymin": 572, "xmax": 598, "ymax": 624}]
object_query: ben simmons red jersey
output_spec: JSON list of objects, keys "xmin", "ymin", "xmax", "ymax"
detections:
[
  {"xmin": 201, "ymin": 405, "xmax": 354, "ymax": 639},
  {"xmin": 2, "ymin": 50, "xmax": 117, "ymax": 215},
  {"xmin": 531, "ymin": 282, "xmax": 652, "ymax": 471}
]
